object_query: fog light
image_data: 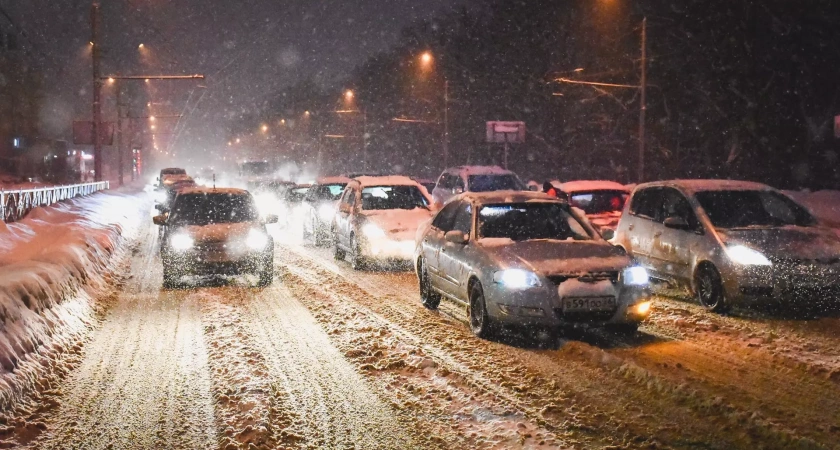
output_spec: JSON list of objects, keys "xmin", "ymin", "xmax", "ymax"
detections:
[{"xmin": 633, "ymin": 301, "xmax": 652, "ymax": 316}]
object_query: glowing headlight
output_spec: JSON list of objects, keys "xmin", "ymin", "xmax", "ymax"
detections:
[
  {"xmin": 633, "ymin": 301, "xmax": 652, "ymax": 316},
  {"xmin": 493, "ymin": 269, "xmax": 542, "ymax": 289},
  {"xmin": 318, "ymin": 204, "xmax": 335, "ymax": 222},
  {"xmin": 623, "ymin": 266, "xmax": 650, "ymax": 286},
  {"xmin": 246, "ymin": 229, "xmax": 269, "ymax": 250},
  {"xmin": 362, "ymin": 223, "xmax": 385, "ymax": 239},
  {"xmin": 170, "ymin": 234, "xmax": 194, "ymax": 251},
  {"xmin": 726, "ymin": 245, "xmax": 772, "ymax": 266}
]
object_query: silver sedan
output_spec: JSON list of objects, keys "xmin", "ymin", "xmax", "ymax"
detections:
[{"xmin": 414, "ymin": 191, "xmax": 653, "ymax": 338}]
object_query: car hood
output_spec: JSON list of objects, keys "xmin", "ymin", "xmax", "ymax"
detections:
[
  {"xmin": 585, "ymin": 211, "xmax": 622, "ymax": 231},
  {"xmin": 362, "ymin": 208, "xmax": 434, "ymax": 241},
  {"xmin": 719, "ymin": 226, "xmax": 840, "ymax": 261},
  {"xmin": 180, "ymin": 222, "xmax": 256, "ymax": 244},
  {"xmin": 476, "ymin": 238, "xmax": 631, "ymax": 275}
]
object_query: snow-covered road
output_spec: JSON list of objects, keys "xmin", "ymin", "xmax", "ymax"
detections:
[{"xmin": 1, "ymin": 200, "xmax": 839, "ymax": 449}]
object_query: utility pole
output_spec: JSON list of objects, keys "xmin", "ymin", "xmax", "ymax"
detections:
[
  {"xmin": 443, "ymin": 79, "xmax": 450, "ymax": 169},
  {"xmin": 116, "ymin": 81, "xmax": 123, "ymax": 186},
  {"xmin": 91, "ymin": 1, "xmax": 102, "ymax": 181},
  {"xmin": 638, "ymin": 17, "xmax": 647, "ymax": 183}
]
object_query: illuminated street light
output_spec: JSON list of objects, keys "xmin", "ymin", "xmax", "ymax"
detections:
[
  {"xmin": 150, "ymin": 124, "xmax": 156, "ymax": 130},
  {"xmin": 107, "ymin": 77, "xmax": 115, "ymax": 84},
  {"xmin": 279, "ymin": 119, "xmax": 286, "ymax": 125},
  {"xmin": 420, "ymin": 51, "xmax": 433, "ymax": 65},
  {"xmin": 261, "ymin": 124, "xmax": 268, "ymax": 132},
  {"xmin": 149, "ymin": 116, "xmax": 156, "ymax": 121},
  {"xmin": 138, "ymin": 43, "xmax": 145, "ymax": 49},
  {"xmin": 304, "ymin": 111, "xmax": 311, "ymax": 117},
  {"xmin": 144, "ymin": 78, "xmax": 150, "ymax": 83},
  {"xmin": 236, "ymin": 138, "xmax": 241, "ymax": 144},
  {"xmin": 345, "ymin": 90, "xmax": 354, "ymax": 101}
]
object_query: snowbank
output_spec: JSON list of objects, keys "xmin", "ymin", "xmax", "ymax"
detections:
[{"xmin": 0, "ymin": 191, "xmax": 147, "ymax": 410}]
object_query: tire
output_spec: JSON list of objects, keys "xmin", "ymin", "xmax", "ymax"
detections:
[
  {"xmin": 333, "ymin": 237, "xmax": 346, "ymax": 261},
  {"xmin": 351, "ymin": 234, "xmax": 368, "ymax": 270},
  {"xmin": 257, "ymin": 267, "xmax": 273, "ymax": 287},
  {"xmin": 469, "ymin": 282, "xmax": 494, "ymax": 339},
  {"xmin": 418, "ymin": 258, "xmax": 441, "ymax": 310},
  {"xmin": 695, "ymin": 264, "xmax": 729, "ymax": 313},
  {"xmin": 313, "ymin": 221, "xmax": 326, "ymax": 247},
  {"xmin": 162, "ymin": 264, "xmax": 178, "ymax": 289}
]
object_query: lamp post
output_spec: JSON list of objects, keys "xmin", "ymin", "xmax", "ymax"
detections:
[{"xmin": 419, "ymin": 51, "xmax": 449, "ymax": 169}]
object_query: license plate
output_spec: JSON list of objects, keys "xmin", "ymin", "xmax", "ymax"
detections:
[{"xmin": 562, "ymin": 296, "xmax": 617, "ymax": 312}]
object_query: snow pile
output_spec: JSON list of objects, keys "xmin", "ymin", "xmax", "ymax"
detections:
[{"xmin": 0, "ymin": 191, "xmax": 146, "ymax": 410}]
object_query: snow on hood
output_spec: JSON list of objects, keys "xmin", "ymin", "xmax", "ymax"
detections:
[
  {"xmin": 362, "ymin": 208, "xmax": 433, "ymax": 241},
  {"xmin": 476, "ymin": 239, "xmax": 630, "ymax": 275},
  {"xmin": 718, "ymin": 226, "xmax": 840, "ymax": 261},
  {"xmin": 180, "ymin": 222, "xmax": 257, "ymax": 243}
]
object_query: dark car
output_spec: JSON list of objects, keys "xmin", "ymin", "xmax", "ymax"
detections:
[{"xmin": 153, "ymin": 187, "xmax": 277, "ymax": 288}]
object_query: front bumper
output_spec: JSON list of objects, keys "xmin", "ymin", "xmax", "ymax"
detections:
[
  {"xmin": 361, "ymin": 237, "xmax": 415, "ymax": 262},
  {"xmin": 163, "ymin": 246, "xmax": 272, "ymax": 276},
  {"xmin": 483, "ymin": 278, "xmax": 652, "ymax": 328},
  {"xmin": 721, "ymin": 261, "xmax": 840, "ymax": 307}
]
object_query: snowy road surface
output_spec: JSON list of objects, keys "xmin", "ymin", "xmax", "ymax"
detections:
[{"xmin": 1, "ymin": 206, "xmax": 839, "ymax": 449}]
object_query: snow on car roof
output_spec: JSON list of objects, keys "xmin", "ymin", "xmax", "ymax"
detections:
[
  {"xmin": 460, "ymin": 190, "xmax": 561, "ymax": 204},
  {"xmin": 638, "ymin": 179, "xmax": 773, "ymax": 193},
  {"xmin": 316, "ymin": 176, "xmax": 352, "ymax": 185},
  {"xmin": 448, "ymin": 165, "xmax": 514, "ymax": 176},
  {"xmin": 557, "ymin": 180, "xmax": 629, "ymax": 193},
  {"xmin": 176, "ymin": 186, "xmax": 250, "ymax": 196},
  {"xmin": 352, "ymin": 175, "xmax": 421, "ymax": 188}
]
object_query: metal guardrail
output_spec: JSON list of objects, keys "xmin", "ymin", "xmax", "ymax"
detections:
[{"xmin": 1, "ymin": 181, "xmax": 110, "ymax": 223}]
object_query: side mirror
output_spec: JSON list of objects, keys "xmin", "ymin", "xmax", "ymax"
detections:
[
  {"xmin": 663, "ymin": 216, "xmax": 690, "ymax": 230},
  {"xmin": 444, "ymin": 230, "xmax": 469, "ymax": 245},
  {"xmin": 153, "ymin": 215, "xmax": 167, "ymax": 226},
  {"xmin": 452, "ymin": 187, "xmax": 464, "ymax": 195},
  {"xmin": 601, "ymin": 229, "xmax": 616, "ymax": 241},
  {"xmin": 264, "ymin": 214, "xmax": 279, "ymax": 224}
]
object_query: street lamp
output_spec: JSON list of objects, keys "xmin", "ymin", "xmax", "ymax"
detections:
[
  {"xmin": 345, "ymin": 90, "xmax": 354, "ymax": 101},
  {"xmin": 417, "ymin": 51, "xmax": 448, "ymax": 168},
  {"xmin": 420, "ymin": 51, "xmax": 433, "ymax": 66},
  {"xmin": 261, "ymin": 124, "xmax": 268, "ymax": 133}
]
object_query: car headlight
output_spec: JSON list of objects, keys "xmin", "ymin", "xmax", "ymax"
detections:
[
  {"xmin": 170, "ymin": 233, "xmax": 194, "ymax": 251},
  {"xmin": 318, "ymin": 204, "xmax": 335, "ymax": 222},
  {"xmin": 726, "ymin": 245, "xmax": 772, "ymax": 266},
  {"xmin": 246, "ymin": 229, "xmax": 269, "ymax": 250},
  {"xmin": 362, "ymin": 223, "xmax": 385, "ymax": 239},
  {"xmin": 154, "ymin": 190, "xmax": 168, "ymax": 203},
  {"xmin": 493, "ymin": 269, "xmax": 542, "ymax": 289},
  {"xmin": 622, "ymin": 266, "xmax": 650, "ymax": 286}
]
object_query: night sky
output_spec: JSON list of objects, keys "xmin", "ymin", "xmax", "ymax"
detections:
[{"xmin": 1, "ymin": 0, "xmax": 460, "ymax": 162}]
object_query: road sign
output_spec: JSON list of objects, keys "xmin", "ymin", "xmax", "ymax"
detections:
[
  {"xmin": 486, "ymin": 121, "xmax": 526, "ymax": 144},
  {"xmin": 73, "ymin": 121, "xmax": 115, "ymax": 146}
]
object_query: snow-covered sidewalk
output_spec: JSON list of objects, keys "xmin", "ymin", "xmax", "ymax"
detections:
[{"xmin": 0, "ymin": 191, "xmax": 148, "ymax": 410}]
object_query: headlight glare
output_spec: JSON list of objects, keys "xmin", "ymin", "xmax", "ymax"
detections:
[
  {"xmin": 170, "ymin": 234, "xmax": 194, "ymax": 251},
  {"xmin": 254, "ymin": 193, "xmax": 278, "ymax": 215},
  {"xmin": 246, "ymin": 229, "xmax": 269, "ymax": 250},
  {"xmin": 493, "ymin": 269, "xmax": 541, "ymax": 289},
  {"xmin": 726, "ymin": 245, "xmax": 772, "ymax": 266},
  {"xmin": 623, "ymin": 266, "xmax": 650, "ymax": 286},
  {"xmin": 318, "ymin": 204, "xmax": 335, "ymax": 222},
  {"xmin": 362, "ymin": 223, "xmax": 385, "ymax": 239}
]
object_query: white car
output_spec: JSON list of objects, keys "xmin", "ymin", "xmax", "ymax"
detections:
[
  {"xmin": 333, "ymin": 176, "xmax": 434, "ymax": 269},
  {"xmin": 553, "ymin": 180, "xmax": 629, "ymax": 233},
  {"xmin": 431, "ymin": 166, "xmax": 527, "ymax": 206}
]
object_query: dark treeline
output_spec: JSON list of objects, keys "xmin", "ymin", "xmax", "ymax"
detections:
[{"xmin": 244, "ymin": 0, "xmax": 840, "ymax": 189}]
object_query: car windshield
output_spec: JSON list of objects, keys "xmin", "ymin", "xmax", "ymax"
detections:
[
  {"xmin": 161, "ymin": 168, "xmax": 186, "ymax": 176},
  {"xmin": 569, "ymin": 190, "xmax": 628, "ymax": 214},
  {"xmin": 695, "ymin": 190, "xmax": 815, "ymax": 229},
  {"xmin": 319, "ymin": 184, "xmax": 347, "ymax": 200},
  {"xmin": 468, "ymin": 174, "xmax": 525, "ymax": 192},
  {"xmin": 478, "ymin": 203, "xmax": 591, "ymax": 241},
  {"xmin": 361, "ymin": 185, "xmax": 429, "ymax": 210},
  {"xmin": 169, "ymin": 193, "xmax": 258, "ymax": 225}
]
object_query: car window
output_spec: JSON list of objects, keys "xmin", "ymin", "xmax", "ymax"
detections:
[
  {"xmin": 168, "ymin": 193, "xmax": 258, "ymax": 225},
  {"xmin": 467, "ymin": 174, "xmax": 524, "ymax": 192},
  {"xmin": 630, "ymin": 187, "xmax": 663, "ymax": 221},
  {"xmin": 319, "ymin": 184, "xmax": 347, "ymax": 200},
  {"xmin": 437, "ymin": 174, "xmax": 451, "ymax": 190},
  {"xmin": 660, "ymin": 188, "xmax": 699, "ymax": 228},
  {"xmin": 360, "ymin": 185, "xmax": 429, "ymax": 210},
  {"xmin": 432, "ymin": 200, "xmax": 461, "ymax": 232},
  {"xmin": 478, "ymin": 203, "xmax": 591, "ymax": 241},
  {"xmin": 451, "ymin": 202, "xmax": 473, "ymax": 235},
  {"xmin": 695, "ymin": 190, "xmax": 815, "ymax": 228},
  {"xmin": 569, "ymin": 190, "xmax": 628, "ymax": 214},
  {"xmin": 454, "ymin": 176, "xmax": 465, "ymax": 190}
]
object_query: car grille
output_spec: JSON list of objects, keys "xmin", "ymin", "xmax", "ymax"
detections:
[
  {"xmin": 547, "ymin": 271, "xmax": 619, "ymax": 285},
  {"xmin": 553, "ymin": 308, "xmax": 616, "ymax": 322}
]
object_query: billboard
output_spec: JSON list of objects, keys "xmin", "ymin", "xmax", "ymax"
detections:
[{"xmin": 486, "ymin": 121, "xmax": 526, "ymax": 144}]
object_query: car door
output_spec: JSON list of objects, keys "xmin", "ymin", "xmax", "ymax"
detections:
[
  {"xmin": 422, "ymin": 201, "xmax": 461, "ymax": 289},
  {"xmin": 432, "ymin": 173, "xmax": 452, "ymax": 206},
  {"xmin": 438, "ymin": 201, "xmax": 473, "ymax": 299},
  {"xmin": 650, "ymin": 187, "xmax": 700, "ymax": 283},
  {"xmin": 624, "ymin": 187, "xmax": 664, "ymax": 269},
  {"xmin": 335, "ymin": 188, "xmax": 355, "ymax": 249}
]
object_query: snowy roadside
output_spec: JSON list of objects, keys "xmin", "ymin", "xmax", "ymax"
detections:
[{"xmin": 0, "ymin": 190, "xmax": 148, "ymax": 411}]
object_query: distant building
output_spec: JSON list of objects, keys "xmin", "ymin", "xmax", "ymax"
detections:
[{"xmin": 0, "ymin": 12, "xmax": 42, "ymax": 177}]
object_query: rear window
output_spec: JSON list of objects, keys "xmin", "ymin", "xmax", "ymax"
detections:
[
  {"xmin": 468, "ymin": 174, "xmax": 525, "ymax": 192},
  {"xmin": 318, "ymin": 184, "xmax": 347, "ymax": 200}
]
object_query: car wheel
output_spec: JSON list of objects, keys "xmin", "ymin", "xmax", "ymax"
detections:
[
  {"xmin": 469, "ymin": 282, "xmax": 494, "ymax": 339},
  {"xmin": 351, "ymin": 234, "xmax": 368, "ymax": 270},
  {"xmin": 695, "ymin": 264, "xmax": 729, "ymax": 313},
  {"xmin": 333, "ymin": 236, "xmax": 346, "ymax": 261},
  {"xmin": 313, "ymin": 221, "xmax": 326, "ymax": 247},
  {"xmin": 418, "ymin": 258, "xmax": 441, "ymax": 310},
  {"xmin": 162, "ymin": 265, "xmax": 178, "ymax": 289}
]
